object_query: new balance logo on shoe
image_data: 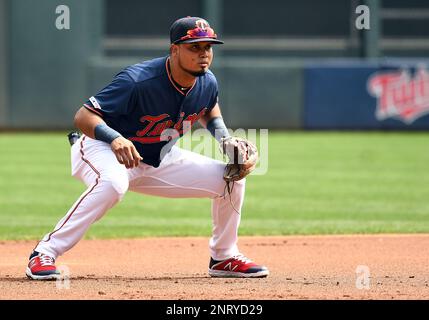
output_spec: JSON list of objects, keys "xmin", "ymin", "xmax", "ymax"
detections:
[{"xmin": 224, "ymin": 262, "xmax": 238, "ymax": 271}]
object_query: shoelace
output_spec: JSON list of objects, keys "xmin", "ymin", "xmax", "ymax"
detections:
[
  {"xmin": 232, "ymin": 254, "xmax": 252, "ymax": 264},
  {"xmin": 39, "ymin": 254, "xmax": 55, "ymax": 267}
]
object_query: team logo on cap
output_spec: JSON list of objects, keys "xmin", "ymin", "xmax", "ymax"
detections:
[
  {"xmin": 367, "ymin": 67, "xmax": 429, "ymax": 124},
  {"xmin": 178, "ymin": 19, "xmax": 217, "ymax": 42},
  {"xmin": 195, "ymin": 19, "xmax": 209, "ymax": 30}
]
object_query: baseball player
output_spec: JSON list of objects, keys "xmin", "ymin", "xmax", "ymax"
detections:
[{"xmin": 26, "ymin": 17, "xmax": 269, "ymax": 280}]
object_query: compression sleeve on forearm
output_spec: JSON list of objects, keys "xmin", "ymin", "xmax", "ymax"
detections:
[
  {"xmin": 206, "ymin": 117, "xmax": 231, "ymax": 142},
  {"xmin": 94, "ymin": 123, "xmax": 122, "ymax": 144}
]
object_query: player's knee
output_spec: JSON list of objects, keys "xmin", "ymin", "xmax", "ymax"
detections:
[
  {"xmin": 101, "ymin": 177, "xmax": 129, "ymax": 201},
  {"xmin": 232, "ymin": 178, "xmax": 246, "ymax": 193},
  {"xmin": 221, "ymin": 178, "xmax": 246, "ymax": 199},
  {"xmin": 237, "ymin": 177, "xmax": 246, "ymax": 185}
]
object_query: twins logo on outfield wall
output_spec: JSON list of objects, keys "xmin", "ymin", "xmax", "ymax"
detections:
[{"xmin": 367, "ymin": 67, "xmax": 429, "ymax": 124}]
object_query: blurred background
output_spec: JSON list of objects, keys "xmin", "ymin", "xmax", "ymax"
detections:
[
  {"xmin": 1, "ymin": 0, "xmax": 429, "ymax": 238},
  {"xmin": 1, "ymin": 0, "xmax": 429, "ymax": 130}
]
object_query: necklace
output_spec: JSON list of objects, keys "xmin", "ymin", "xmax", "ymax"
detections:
[{"xmin": 168, "ymin": 59, "xmax": 193, "ymax": 92}]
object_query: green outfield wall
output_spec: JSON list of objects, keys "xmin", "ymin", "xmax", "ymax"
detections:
[{"xmin": 1, "ymin": 0, "xmax": 103, "ymax": 128}]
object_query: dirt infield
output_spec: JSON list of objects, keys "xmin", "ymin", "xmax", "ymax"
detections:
[{"xmin": 1, "ymin": 235, "xmax": 428, "ymax": 300}]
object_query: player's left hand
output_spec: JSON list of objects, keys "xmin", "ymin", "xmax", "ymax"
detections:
[{"xmin": 220, "ymin": 136, "xmax": 258, "ymax": 182}]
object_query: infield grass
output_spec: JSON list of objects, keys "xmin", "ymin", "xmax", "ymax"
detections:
[{"xmin": 0, "ymin": 131, "xmax": 428, "ymax": 240}]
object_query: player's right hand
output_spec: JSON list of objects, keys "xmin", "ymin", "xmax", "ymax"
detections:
[{"xmin": 110, "ymin": 137, "xmax": 143, "ymax": 169}]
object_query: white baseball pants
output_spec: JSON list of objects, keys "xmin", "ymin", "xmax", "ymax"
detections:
[{"xmin": 35, "ymin": 136, "xmax": 244, "ymax": 261}]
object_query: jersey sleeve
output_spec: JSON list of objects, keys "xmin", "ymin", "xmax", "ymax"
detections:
[
  {"xmin": 83, "ymin": 72, "xmax": 136, "ymax": 118},
  {"xmin": 209, "ymin": 92, "xmax": 219, "ymax": 110}
]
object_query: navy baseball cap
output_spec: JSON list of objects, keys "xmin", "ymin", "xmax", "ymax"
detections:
[{"xmin": 170, "ymin": 16, "xmax": 224, "ymax": 45}]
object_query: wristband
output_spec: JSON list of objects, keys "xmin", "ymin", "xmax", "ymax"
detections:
[
  {"xmin": 94, "ymin": 124, "xmax": 122, "ymax": 144},
  {"xmin": 206, "ymin": 117, "xmax": 230, "ymax": 142}
]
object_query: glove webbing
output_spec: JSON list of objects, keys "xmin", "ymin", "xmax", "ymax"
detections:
[{"xmin": 222, "ymin": 144, "xmax": 240, "ymax": 215}]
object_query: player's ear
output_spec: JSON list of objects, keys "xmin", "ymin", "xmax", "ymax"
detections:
[{"xmin": 170, "ymin": 44, "xmax": 179, "ymax": 56}]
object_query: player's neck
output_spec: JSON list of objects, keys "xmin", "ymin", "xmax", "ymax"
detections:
[{"xmin": 168, "ymin": 58, "xmax": 196, "ymax": 89}]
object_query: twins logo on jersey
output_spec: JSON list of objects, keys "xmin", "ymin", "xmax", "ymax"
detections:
[{"xmin": 129, "ymin": 108, "xmax": 208, "ymax": 144}]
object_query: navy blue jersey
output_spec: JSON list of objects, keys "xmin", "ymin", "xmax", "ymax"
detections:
[{"xmin": 83, "ymin": 56, "xmax": 219, "ymax": 167}]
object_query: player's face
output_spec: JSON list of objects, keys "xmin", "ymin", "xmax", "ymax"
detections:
[{"xmin": 177, "ymin": 42, "xmax": 213, "ymax": 77}]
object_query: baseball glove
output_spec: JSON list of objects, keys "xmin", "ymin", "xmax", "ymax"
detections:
[
  {"xmin": 220, "ymin": 136, "xmax": 258, "ymax": 182},
  {"xmin": 220, "ymin": 136, "xmax": 258, "ymax": 214}
]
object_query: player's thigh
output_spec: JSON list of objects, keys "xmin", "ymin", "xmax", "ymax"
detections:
[
  {"xmin": 130, "ymin": 146, "xmax": 227, "ymax": 198},
  {"xmin": 71, "ymin": 135, "xmax": 129, "ymax": 190}
]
